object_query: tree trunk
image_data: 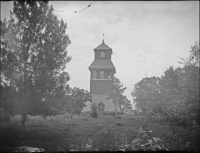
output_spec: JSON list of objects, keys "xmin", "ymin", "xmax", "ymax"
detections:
[
  {"xmin": 21, "ymin": 113, "xmax": 27, "ymax": 130},
  {"xmin": 20, "ymin": 36, "xmax": 30, "ymax": 131},
  {"xmin": 21, "ymin": 54, "xmax": 28, "ymax": 131},
  {"xmin": 115, "ymin": 102, "xmax": 117, "ymax": 117},
  {"xmin": 70, "ymin": 109, "xmax": 74, "ymax": 118}
]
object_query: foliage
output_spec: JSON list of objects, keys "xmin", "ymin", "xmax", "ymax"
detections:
[
  {"xmin": 164, "ymin": 122, "xmax": 199, "ymax": 151},
  {"xmin": 66, "ymin": 87, "xmax": 92, "ymax": 115},
  {"xmin": 70, "ymin": 87, "xmax": 92, "ymax": 114},
  {"xmin": 128, "ymin": 127, "xmax": 168, "ymax": 151},
  {"xmin": 68, "ymin": 127, "xmax": 168, "ymax": 151},
  {"xmin": 161, "ymin": 41, "xmax": 199, "ymax": 126},
  {"xmin": 90, "ymin": 102, "xmax": 98, "ymax": 118},
  {"xmin": 132, "ymin": 41, "xmax": 199, "ymax": 128},
  {"xmin": 159, "ymin": 66, "xmax": 187, "ymax": 125},
  {"xmin": 0, "ymin": 0, "xmax": 71, "ymax": 128},
  {"xmin": 27, "ymin": 91, "xmax": 58, "ymax": 117},
  {"xmin": 178, "ymin": 40, "xmax": 200, "ymax": 67},
  {"xmin": 55, "ymin": 87, "xmax": 92, "ymax": 118},
  {"xmin": 188, "ymin": 120, "xmax": 200, "ymax": 151},
  {"xmin": 131, "ymin": 76, "xmax": 162, "ymax": 115},
  {"xmin": 122, "ymin": 98, "xmax": 132, "ymax": 110},
  {"xmin": 107, "ymin": 77, "xmax": 132, "ymax": 114}
]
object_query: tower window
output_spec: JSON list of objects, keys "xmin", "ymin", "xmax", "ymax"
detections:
[
  {"xmin": 93, "ymin": 71, "xmax": 97, "ymax": 79},
  {"xmin": 108, "ymin": 71, "xmax": 112, "ymax": 79},
  {"xmin": 101, "ymin": 51, "xmax": 105, "ymax": 58},
  {"xmin": 100, "ymin": 71, "xmax": 104, "ymax": 79}
]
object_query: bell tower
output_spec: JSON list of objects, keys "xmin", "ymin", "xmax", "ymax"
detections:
[
  {"xmin": 82, "ymin": 33, "xmax": 121, "ymax": 113},
  {"xmin": 86, "ymin": 39, "xmax": 120, "ymax": 113},
  {"xmin": 89, "ymin": 40, "xmax": 116, "ymax": 94}
]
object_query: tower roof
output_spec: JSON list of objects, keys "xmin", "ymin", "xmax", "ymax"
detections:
[
  {"xmin": 94, "ymin": 41, "xmax": 112, "ymax": 51},
  {"xmin": 89, "ymin": 60, "xmax": 116, "ymax": 73}
]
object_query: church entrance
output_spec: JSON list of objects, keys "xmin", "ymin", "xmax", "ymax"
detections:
[{"xmin": 98, "ymin": 102, "xmax": 105, "ymax": 111}]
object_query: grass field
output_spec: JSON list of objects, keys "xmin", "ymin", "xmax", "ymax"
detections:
[{"xmin": 0, "ymin": 114, "xmax": 197, "ymax": 151}]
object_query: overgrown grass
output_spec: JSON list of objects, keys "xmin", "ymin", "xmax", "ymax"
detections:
[{"xmin": 0, "ymin": 114, "xmax": 198, "ymax": 151}]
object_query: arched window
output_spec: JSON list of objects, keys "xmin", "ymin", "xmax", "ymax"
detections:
[
  {"xmin": 108, "ymin": 71, "xmax": 112, "ymax": 79},
  {"xmin": 101, "ymin": 51, "xmax": 105, "ymax": 58},
  {"xmin": 100, "ymin": 71, "xmax": 104, "ymax": 79},
  {"xmin": 93, "ymin": 71, "xmax": 97, "ymax": 79}
]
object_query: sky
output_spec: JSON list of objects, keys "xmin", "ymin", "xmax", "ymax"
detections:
[{"xmin": 1, "ymin": 1, "xmax": 199, "ymax": 103}]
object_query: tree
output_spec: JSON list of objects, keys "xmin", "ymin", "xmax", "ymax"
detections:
[
  {"xmin": 159, "ymin": 41, "xmax": 199, "ymax": 126},
  {"xmin": 131, "ymin": 77, "xmax": 162, "ymax": 115},
  {"xmin": 90, "ymin": 102, "xmax": 98, "ymax": 118},
  {"xmin": 159, "ymin": 66, "xmax": 181, "ymax": 114},
  {"xmin": 61, "ymin": 87, "xmax": 92, "ymax": 118},
  {"xmin": 178, "ymin": 40, "xmax": 200, "ymax": 67},
  {"xmin": 131, "ymin": 41, "xmax": 199, "ymax": 122},
  {"xmin": 0, "ymin": 1, "xmax": 71, "ymax": 129},
  {"xmin": 106, "ymin": 77, "xmax": 131, "ymax": 116},
  {"xmin": 122, "ymin": 98, "xmax": 132, "ymax": 110}
]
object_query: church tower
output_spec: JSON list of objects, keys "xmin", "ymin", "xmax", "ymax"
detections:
[
  {"xmin": 82, "ymin": 38, "xmax": 121, "ymax": 113},
  {"xmin": 89, "ymin": 40, "xmax": 116, "ymax": 95}
]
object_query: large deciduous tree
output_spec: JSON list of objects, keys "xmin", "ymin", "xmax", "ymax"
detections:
[
  {"xmin": 162, "ymin": 41, "xmax": 199, "ymax": 125},
  {"xmin": 0, "ymin": 0, "xmax": 71, "ymax": 129},
  {"xmin": 131, "ymin": 76, "xmax": 162, "ymax": 115}
]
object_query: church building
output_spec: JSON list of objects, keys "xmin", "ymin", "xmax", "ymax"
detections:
[{"xmin": 82, "ymin": 39, "xmax": 121, "ymax": 113}]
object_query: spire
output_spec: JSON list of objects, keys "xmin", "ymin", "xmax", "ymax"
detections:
[
  {"xmin": 103, "ymin": 29, "xmax": 104, "ymax": 43},
  {"xmin": 94, "ymin": 29, "xmax": 112, "ymax": 51}
]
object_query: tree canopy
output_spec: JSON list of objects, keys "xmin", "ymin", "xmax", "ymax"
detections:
[
  {"xmin": 0, "ymin": 0, "xmax": 71, "ymax": 127},
  {"xmin": 131, "ymin": 76, "xmax": 162, "ymax": 114},
  {"xmin": 62, "ymin": 87, "xmax": 92, "ymax": 115},
  {"xmin": 131, "ymin": 40, "xmax": 199, "ymax": 126}
]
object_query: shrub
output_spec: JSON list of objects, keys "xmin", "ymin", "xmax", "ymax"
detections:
[
  {"xmin": 68, "ymin": 127, "xmax": 168, "ymax": 151},
  {"xmin": 162, "ymin": 99, "xmax": 189, "ymax": 126},
  {"xmin": 187, "ymin": 120, "xmax": 200, "ymax": 151},
  {"xmin": 163, "ymin": 97, "xmax": 199, "ymax": 128},
  {"xmin": 90, "ymin": 102, "xmax": 98, "ymax": 118},
  {"xmin": 124, "ymin": 127, "xmax": 168, "ymax": 151},
  {"xmin": 116, "ymin": 123, "xmax": 123, "ymax": 126},
  {"xmin": 93, "ymin": 128, "xmax": 116, "ymax": 151}
]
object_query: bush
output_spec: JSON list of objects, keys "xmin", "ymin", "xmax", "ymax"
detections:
[
  {"xmin": 90, "ymin": 102, "xmax": 98, "ymax": 118},
  {"xmin": 163, "ymin": 99, "xmax": 188, "ymax": 126},
  {"xmin": 115, "ymin": 127, "xmax": 168, "ymax": 151},
  {"xmin": 0, "ymin": 108, "xmax": 10, "ymax": 122},
  {"xmin": 163, "ymin": 97, "xmax": 199, "ymax": 128},
  {"xmin": 68, "ymin": 127, "xmax": 168, "ymax": 151},
  {"xmin": 93, "ymin": 128, "xmax": 116, "ymax": 151},
  {"xmin": 187, "ymin": 120, "xmax": 200, "ymax": 151}
]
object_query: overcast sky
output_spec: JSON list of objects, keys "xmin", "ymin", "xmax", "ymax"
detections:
[{"xmin": 1, "ymin": 1, "xmax": 199, "ymax": 102}]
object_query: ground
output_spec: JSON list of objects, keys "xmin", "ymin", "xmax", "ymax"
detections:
[{"xmin": 0, "ymin": 114, "xmax": 196, "ymax": 151}]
